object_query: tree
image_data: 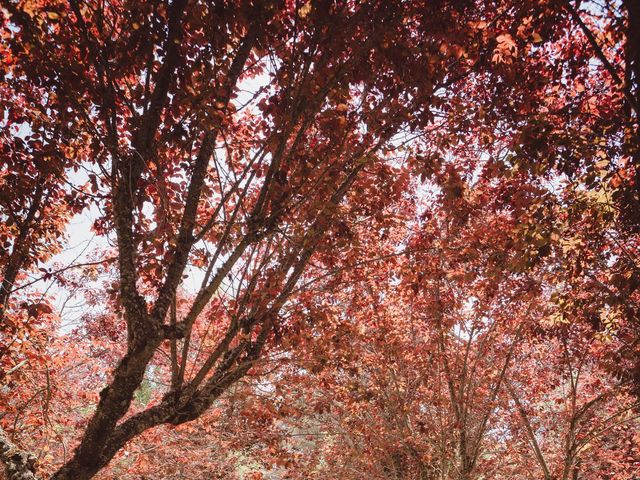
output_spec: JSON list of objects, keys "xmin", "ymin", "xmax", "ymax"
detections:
[
  {"xmin": 1, "ymin": 0, "xmax": 639, "ymax": 479},
  {"xmin": 0, "ymin": 0, "xmax": 499, "ymax": 478},
  {"xmin": 227, "ymin": 165, "xmax": 639, "ymax": 480}
]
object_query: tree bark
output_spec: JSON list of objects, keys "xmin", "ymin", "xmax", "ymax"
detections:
[{"xmin": 0, "ymin": 427, "xmax": 39, "ymax": 480}]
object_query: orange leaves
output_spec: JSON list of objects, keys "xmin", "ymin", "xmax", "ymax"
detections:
[
  {"xmin": 298, "ymin": 2, "xmax": 311, "ymax": 19},
  {"xmin": 0, "ymin": 0, "xmax": 638, "ymax": 478},
  {"xmin": 492, "ymin": 33, "xmax": 518, "ymax": 64},
  {"xmin": 439, "ymin": 42, "xmax": 466, "ymax": 60}
]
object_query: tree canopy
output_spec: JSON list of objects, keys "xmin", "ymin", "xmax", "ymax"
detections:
[{"xmin": 1, "ymin": 0, "xmax": 639, "ymax": 479}]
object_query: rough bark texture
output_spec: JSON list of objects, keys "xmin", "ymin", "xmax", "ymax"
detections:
[{"xmin": 0, "ymin": 428, "xmax": 39, "ymax": 480}]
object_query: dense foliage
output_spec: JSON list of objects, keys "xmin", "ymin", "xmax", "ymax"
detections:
[{"xmin": 1, "ymin": 0, "xmax": 639, "ymax": 478}]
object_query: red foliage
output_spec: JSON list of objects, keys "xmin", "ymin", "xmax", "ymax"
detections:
[{"xmin": 0, "ymin": 0, "xmax": 639, "ymax": 479}]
